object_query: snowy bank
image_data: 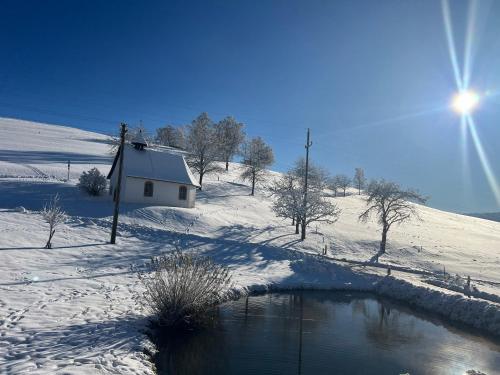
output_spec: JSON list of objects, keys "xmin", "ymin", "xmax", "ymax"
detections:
[{"xmin": 375, "ymin": 277, "xmax": 500, "ymax": 336}]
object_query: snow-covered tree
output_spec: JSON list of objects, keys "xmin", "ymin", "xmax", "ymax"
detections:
[
  {"xmin": 271, "ymin": 159, "xmax": 340, "ymax": 240},
  {"xmin": 329, "ymin": 175, "xmax": 340, "ymax": 197},
  {"xmin": 185, "ymin": 113, "xmax": 221, "ymax": 189},
  {"xmin": 214, "ymin": 116, "xmax": 245, "ymax": 171},
  {"xmin": 42, "ymin": 194, "xmax": 67, "ymax": 249},
  {"xmin": 241, "ymin": 137, "xmax": 274, "ymax": 195},
  {"xmin": 333, "ymin": 174, "xmax": 351, "ymax": 197},
  {"xmin": 155, "ymin": 125, "xmax": 185, "ymax": 149},
  {"xmin": 353, "ymin": 168, "xmax": 366, "ymax": 195},
  {"xmin": 271, "ymin": 172, "xmax": 302, "ymax": 233},
  {"xmin": 359, "ymin": 179, "xmax": 427, "ymax": 254},
  {"xmin": 78, "ymin": 168, "xmax": 107, "ymax": 196}
]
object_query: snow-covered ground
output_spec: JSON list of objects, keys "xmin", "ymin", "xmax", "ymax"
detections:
[{"xmin": 1, "ymin": 117, "xmax": 500, "ymax": 374}]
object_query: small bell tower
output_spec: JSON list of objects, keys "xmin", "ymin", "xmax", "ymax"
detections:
[{"xmin": 131, "ymin": 129, "xmax": 148, "ymax": 150}]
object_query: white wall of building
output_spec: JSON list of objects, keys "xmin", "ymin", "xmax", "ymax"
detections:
[{"xmin": 120, "ymin": 176, "xmax": 196, "ymax": 208}]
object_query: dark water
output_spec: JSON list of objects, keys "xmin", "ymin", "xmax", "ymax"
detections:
[{"xmin": 156, "ymin": 291, "xmax": 500, "ymax": 375}]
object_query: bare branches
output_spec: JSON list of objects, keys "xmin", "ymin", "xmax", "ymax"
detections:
[
  {"xmin": 303, "ymin": 191, "xmax": 341, "ymax": 226},
  {"xmin": 353, "ymin": 168, "xmax": 366, "ymax": 195},
  {"xmin": 42, "ymin": 194, "xmax": 67, "ymax": 249},
  {"xmin": 240, "ymin": 137, "xmax": 274, "ymax": 195},
  {"xmin": 155, "ymin": 125, "xmax": 186, "ymax": 149},
  {"xmin": 359, "ymin": 179, "xmax": 427, "ymax": 254},
  {"xmin": 330, "ymin": 174, "xmax": 351, "ymax": 197},
  {"xmin": 271, "ymin": 159, "xmax": 340, "ymax": 240}
]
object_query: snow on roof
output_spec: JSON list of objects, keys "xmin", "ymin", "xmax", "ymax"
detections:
[{"xmin": 108, "ymin": 145, "xmax": 200, "ymax": 187}]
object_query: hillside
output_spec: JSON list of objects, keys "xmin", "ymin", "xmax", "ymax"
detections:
[
  {"xmin": 1, "ymin": 118, "xmax": 500, "ymax": 374},
  {"xmin": 466, "ymin": 212, "xmax": 500, "ymax": 223}
]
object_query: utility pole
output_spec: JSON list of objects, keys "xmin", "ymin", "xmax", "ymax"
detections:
[
  {"xmin": 111, "ymin": 123, "xmax": 127, "ymax": 244},
  {"xmin": 301, "ymin": 128, "xmax": 312, "ymax": 241}
]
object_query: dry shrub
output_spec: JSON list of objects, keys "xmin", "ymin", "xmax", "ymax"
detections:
[{"xmin": 139, "ymin": 251, "xmax": 233, "ymax": 330}]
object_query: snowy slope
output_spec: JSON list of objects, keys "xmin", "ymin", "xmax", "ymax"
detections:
[
  {"xmin": 0, "ymin": 118, "xmax": 112, "ymax": 180},
  {"xmin": 467, "ymin": 211, "xmax": 500, "ymax": 223},
  {"xmin": 1, "ymin": 118, "xmax": 500, "ymax": 374}
]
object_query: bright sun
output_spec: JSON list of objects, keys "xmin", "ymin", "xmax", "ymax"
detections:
[{"xmin": 451, "ymin": 90, "xmax": 480, "ymax": 115}]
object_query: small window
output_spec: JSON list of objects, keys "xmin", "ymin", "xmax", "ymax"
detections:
[
  {"xmin": 144, "ymin": 181, "xmax": 154, "ymax": 197},
  {"xmin": 179, "ymin": 186, "xmax": 187, "ymax": 200}
]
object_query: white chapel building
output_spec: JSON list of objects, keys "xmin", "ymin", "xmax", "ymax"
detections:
[{"xmin": 107, "ymin": 132, "xmax": 200, "ymax": 208}]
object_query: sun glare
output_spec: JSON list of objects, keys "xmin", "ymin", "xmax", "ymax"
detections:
[{"xmin": 452, "ymin": 90, "xmax": 480, "ymax": 115}]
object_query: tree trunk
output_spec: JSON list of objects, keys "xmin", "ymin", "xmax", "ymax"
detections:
[
  {"xmin": 45, "ymin": 228, "xmax": 55, "ymax": 249},
  {"xmin": 292, "ymin": 216, "xmax": 295, "ymax": 225},
  {"xmin": 225, "ymin": 160, "xmax": 229, "ymax": 171},
  {"xmin": 300, "ymin": 220, "xmax": 306, "ymax": 240},
  {"xmin": 380, "ymin": 226, "xmax": 388, "ymax": 254},
  {"xmin": 251, "ymin": 172, "xmax": 255, "ymax": 196},
  {"xmin": 295, "ymin": 219, "xmax": 300, "ymax": 234},
  {"xmin": 199, "ymin": 171, "xmax": 204, "ymax": 190}
]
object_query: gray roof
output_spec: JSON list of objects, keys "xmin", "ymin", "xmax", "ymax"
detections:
[{"xmin": 108, "ymin": 145, "xmax": 200, "ymax": 187}]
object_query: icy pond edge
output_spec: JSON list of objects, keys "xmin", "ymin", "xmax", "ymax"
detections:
[
  {"xmin": 141, "ymin": 258, "xmax": 500, "ymax": 374},
  {"xmin": 237, "ymin": 276, "xmax": 500, "ymax": 337}
]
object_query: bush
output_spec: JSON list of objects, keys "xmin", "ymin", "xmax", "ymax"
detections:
[
  {"xmin": 78, "ymin": 167, "xmax": 107, "ymax": 196},
  {"xmin": 139, "ymin": 251, "xmax": 233, "ymax": 330}
]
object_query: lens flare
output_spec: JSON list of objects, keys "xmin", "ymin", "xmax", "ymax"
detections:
[
  {"xmin": 442, "ymin": 0, "xmax": 499, "ymax": 207},
  {"xmin": 442, "ymin": 0, "xmax": 463, "ymax": 89},
  {"xmin": 466, "ymin": 116, "xmax": 500, "ymax": 205},
  {"xmin": 452, "ymin": 90, "xmax": 480, "ymax": 115}
]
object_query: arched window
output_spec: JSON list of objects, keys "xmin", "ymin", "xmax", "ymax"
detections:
[
  {"xmin": 179, "ymin": 186, "xmax": 187, "ymax": 200},
  {"xmin": 144, "ymin": 181, "xmax": 154, "ymax": 197}
]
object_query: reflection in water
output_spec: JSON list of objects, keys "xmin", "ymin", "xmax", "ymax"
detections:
[{"xmin": 155, "ymin": 291, "xmax": 500, "ymax": 375}]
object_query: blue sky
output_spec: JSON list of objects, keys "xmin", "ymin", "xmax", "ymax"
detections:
[{"xmin": 1, "ymin": 0, "xmax": 499, "ymax": 213}]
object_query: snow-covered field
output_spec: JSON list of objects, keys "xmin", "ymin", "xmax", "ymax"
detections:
[{"xmin": 1, "ymin": 117, "xmax": 500, "ymax": 374}]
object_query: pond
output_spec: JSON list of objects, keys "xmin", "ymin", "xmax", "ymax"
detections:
[{"xmin": 155, "ymin": 291, "xmax": 500, "ymax": 375}]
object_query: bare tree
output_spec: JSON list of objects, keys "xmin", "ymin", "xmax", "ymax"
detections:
[
  {"xmin": 155, "ymin": 125, "xmax": 185, "ymax": 149},
  {"xmin": 329, "ymin": 175, "xmax": 340, "ymax": 197},
  {"xmin": 271, "ymin": 159, "xmax": 340, "ymax": 240},
  {"xmin": 334, "ymin": 174, "xmax": 351, "ymax": 197},
  {"xmin": 292, "ymin": 157, "xmax": 330, "ymax": 191},
  {"xmin": 42, "ymin": 194, "xmax": 67, "ymax": 249},
  {"xmin": 185, "ymin": 113, "xmax": 221, "ymax": 189},
  {"xmin": 301, "ymin": 190, "xmax": 341, "ymax": 239},
  {"xmin": 359, "ymin": 179, "xmax": 427, "ymax": 254},
  {"xmin": 241, "ymin": 137, "xmax": 274, "ymax": 195},
  {"xmin": 215, "ymin": 116, "xmax": 245, "ymax": 171},
  {"xmin": 270, "ymin": 172, "xmax": 303, "ymax": 234},
  {"xmin": 353, "ymin": 168, "xmax": 366, "ymax": 195}
]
